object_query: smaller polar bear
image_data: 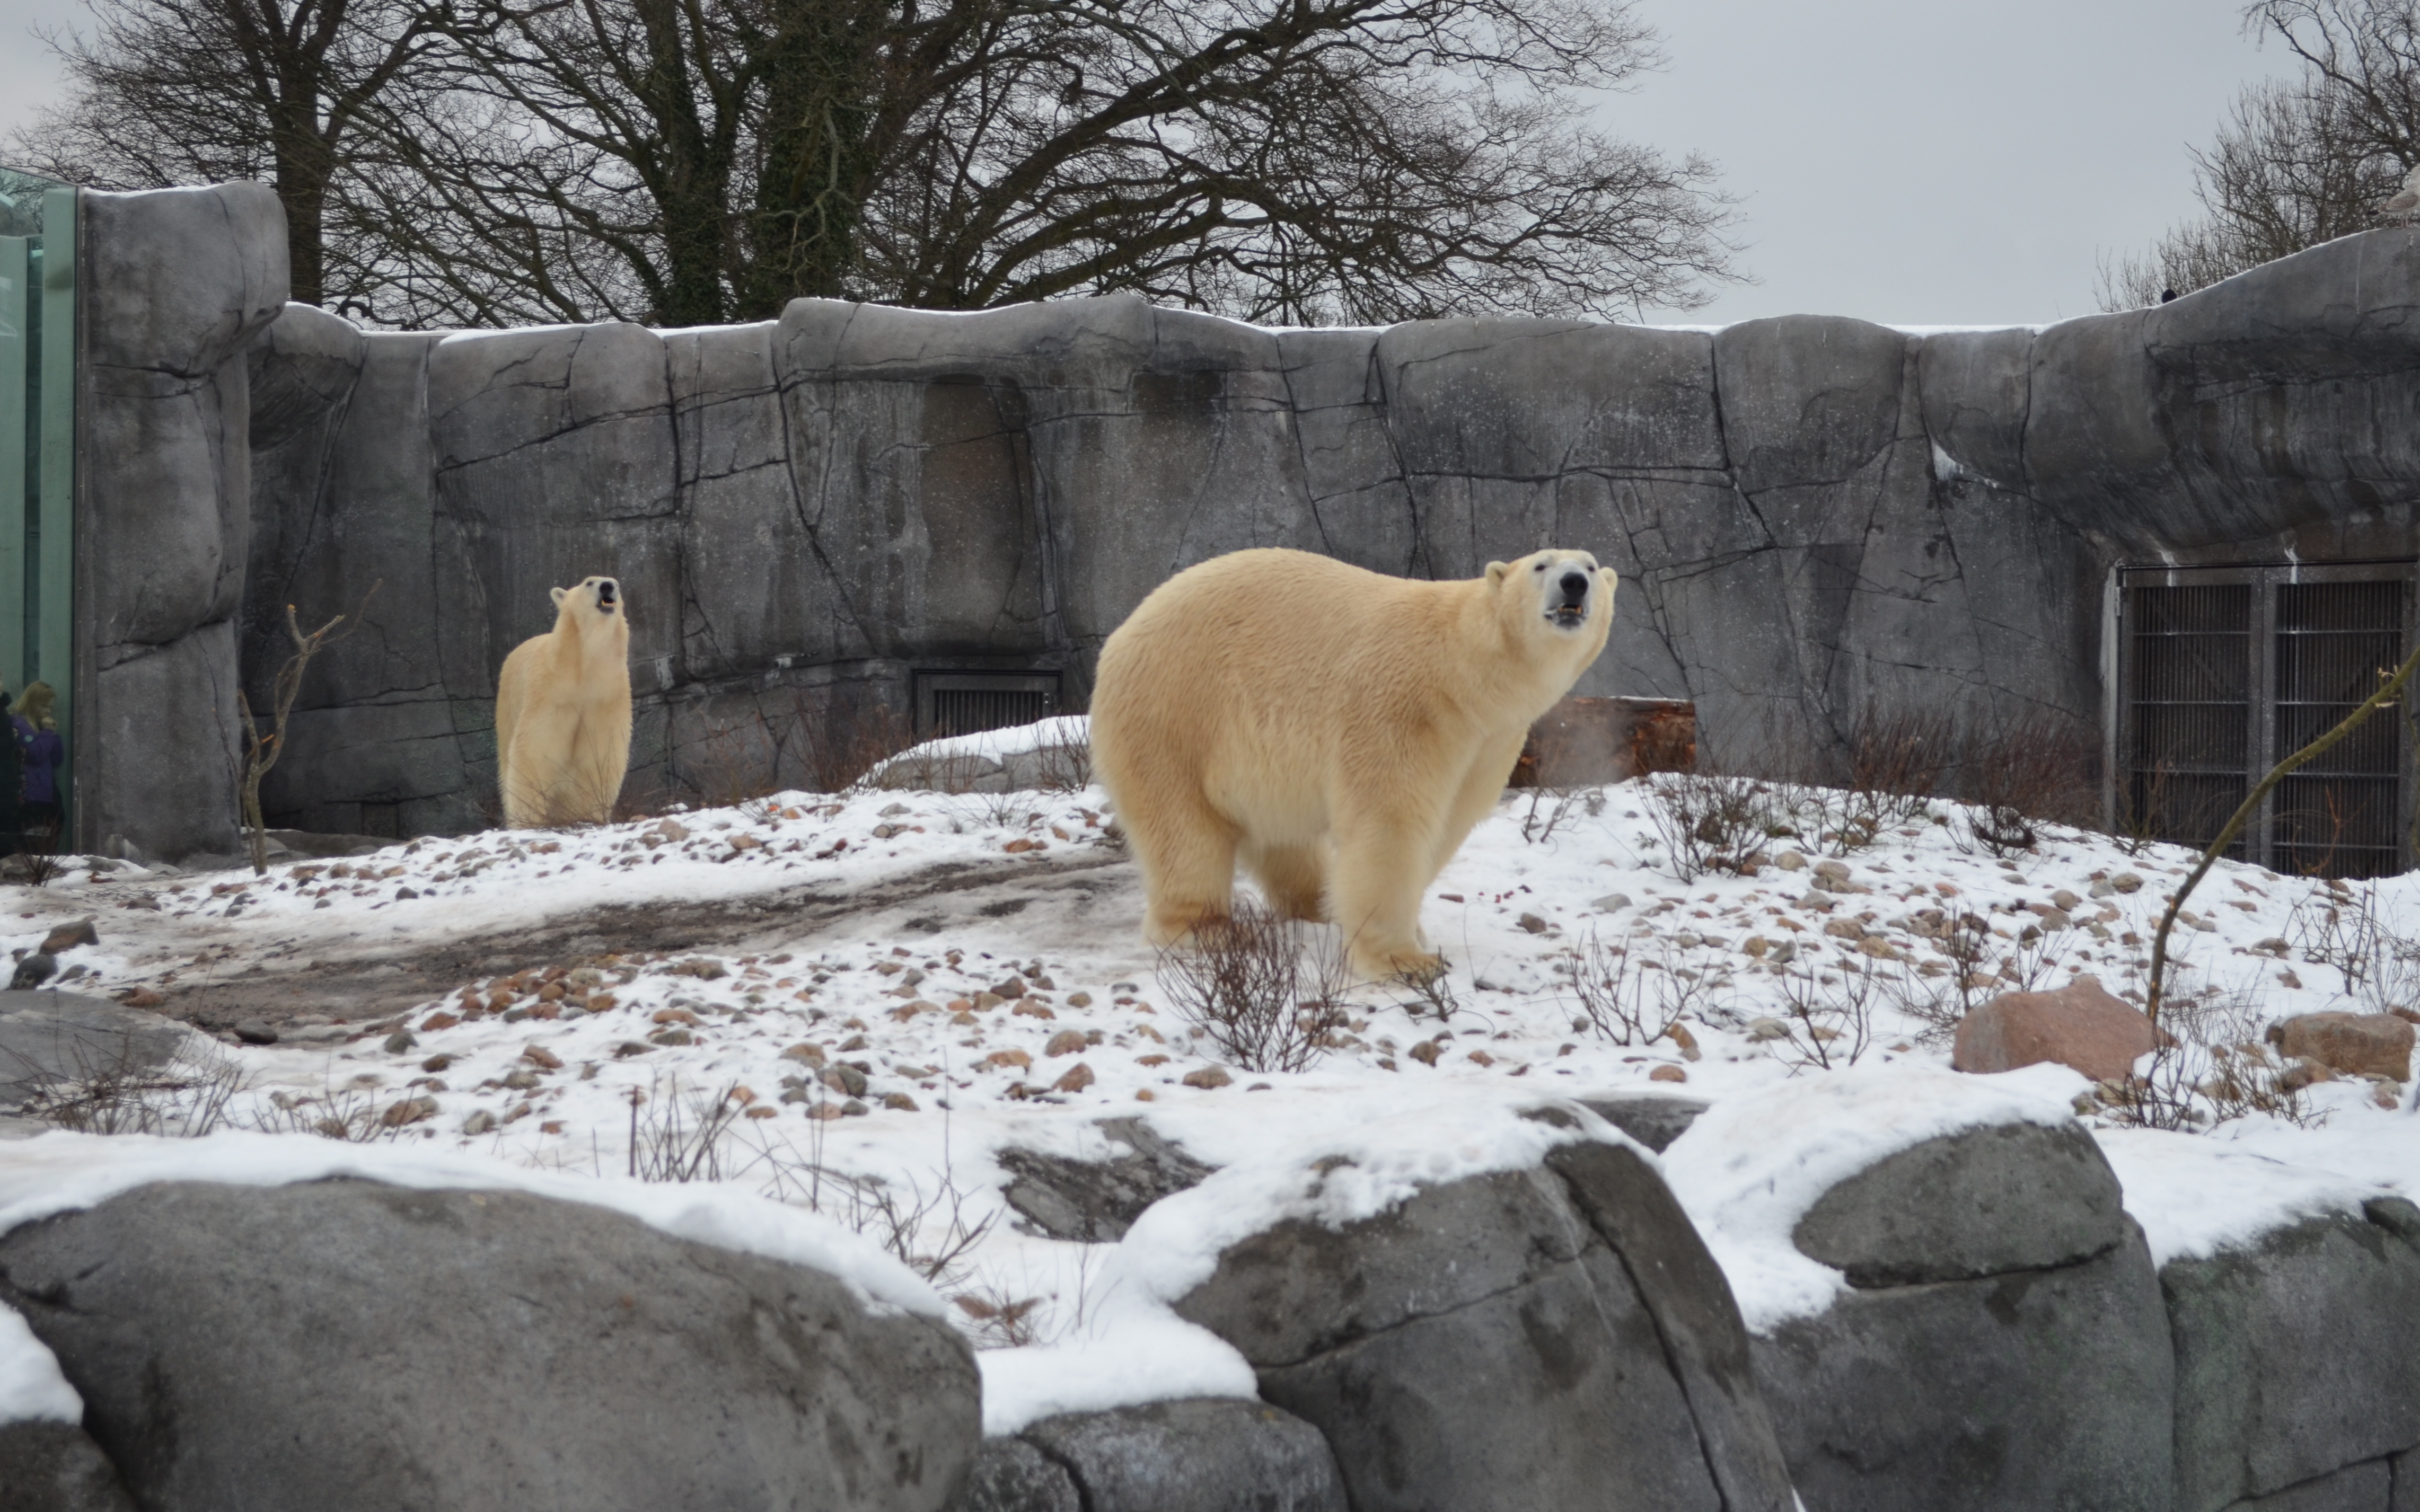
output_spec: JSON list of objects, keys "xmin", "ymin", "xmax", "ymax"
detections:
[
  {"xmin": 1091, "ymin": 546, "xmax": 1615, "ymax": 980},
  {"xmin": 495, "ymin": 576, "xmax": 632, "ymax": 829}
]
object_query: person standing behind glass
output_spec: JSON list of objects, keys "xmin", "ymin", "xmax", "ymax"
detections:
[
  {"xmin": 0, "ymin": 681, "xmax": 19, "ymax": 857},
  {"xmin": 13, "ymin": 683, "xmax": 61, "ymax": 848}
]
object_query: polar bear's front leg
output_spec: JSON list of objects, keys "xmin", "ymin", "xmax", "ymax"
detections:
[
  {"xmin": 1124, "ymin": 789, "xmax": 1243, "ymax": 948},
  {"xmin": 1330, "ymin": 799, "xmax": 1447, "ymax": 981}
]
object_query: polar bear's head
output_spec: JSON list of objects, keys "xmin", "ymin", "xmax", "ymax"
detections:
[
  {"xmin": 550, "ymin": 576, "xmax": 626, "ymax": 632},
  {"xmin": 1486, "ymin": 550, "xmax": 1616, "ymax": 640}
]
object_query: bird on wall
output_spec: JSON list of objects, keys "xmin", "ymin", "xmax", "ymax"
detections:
[{"xmin": 2380, "ymin": 163, "xmax": 2420, "ymax": 224}]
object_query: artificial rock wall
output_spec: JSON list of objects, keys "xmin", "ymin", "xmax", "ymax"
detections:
[{"xmin": 74, "ymin": 183, "xmax": 2420, "ymax": 853}]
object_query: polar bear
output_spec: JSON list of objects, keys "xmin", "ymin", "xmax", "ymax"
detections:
[
  {"xmin": 495, "ymin": 576, "xmax": 632, "ymax": 829},
  {"xmin": 1091, "ymin": 547, "xmax": 1615, "ymax": 980}
]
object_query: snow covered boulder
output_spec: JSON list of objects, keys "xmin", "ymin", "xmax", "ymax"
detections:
[
  {"xmin": 951, "ymin": 1399, "xmax": 1345, "ymax": 1512},
  {"xmin": 1163, "ymin": 1103, "xmax": 1796, "ymax": 1512},
  {"xmin": 0, "ymin": 1178, "xmax": 980, "ymax": 1512},
  {"xmin": 1667, "ymin": 1070, "xmax": 2173, "ymax": 1512},
  {"xmin": 2162, "ymin": 1198, "xmax": 2420, "ymax": 1512}
]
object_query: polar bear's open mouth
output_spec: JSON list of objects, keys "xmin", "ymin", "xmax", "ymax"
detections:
[{"xmin": 1548, "ymin": 604, "xmax": 1587, "ymax": 627}]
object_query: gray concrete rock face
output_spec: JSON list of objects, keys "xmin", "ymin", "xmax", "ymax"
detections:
[
  {"xmin": 1752, "ymin": 1225, "xmax": 2175, "ymax": 1512},
  {"xmin": 0, "ymin": 988, "xmax": 196, "ymax": 1111},
  {"xmin": 2167, "ymin": 1200, "xmax": 2420, "ymax": 1512},
  {"xmin": 1014, "ymin": 1399, "xmax": 1347, "ymax": 1512},
  {"xmin": 1790, "ymin": 1119, "xmax": 2125, "ymax": 1286},
  {"xmin": 72, "ymin": 188, "xmax": 2406, "ymax": 848},
  {"xmin": 1169, "ymin": 1125, "xmax": 1796, "ymax": 1512},
  {"xmin": 1744, "ymin": 1117, "xmax": 2173, "ymax": 1512},
  {"xmin": 0, "ymin": 1179, "xmax": 980, "ymax": 1512},
  {"xmin": 77, "ymin": 183, "xmax": 289, "ymax": 859},
  {"xmin": 948, "ymin": 1438, "xmax": 1082, "ymax": 1512}
]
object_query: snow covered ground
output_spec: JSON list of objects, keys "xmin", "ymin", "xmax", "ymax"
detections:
[{"xmin": 6, "ymin": 719, "xmax": 2420, "ymax": 1431}]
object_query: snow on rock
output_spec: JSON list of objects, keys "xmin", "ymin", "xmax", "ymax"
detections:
[
  {"xmin": 0, "ymin": 1303, "xmax": 79, "ymax": 1426},
  {"xmin": 1661, "ymin": 1063, "xmax": 2089, "ymax": 1331},
  {"xmin": 0, "ymin": 1129, "xmax": 946, "ymax": 1319},
  {"xmin": 2098, "ymin": 1129, "xmax": 2387, "ymax": 1268},
  {"xmin": 977, "ymin": 1092, "xmax": 1631, "ymax": 1435}
]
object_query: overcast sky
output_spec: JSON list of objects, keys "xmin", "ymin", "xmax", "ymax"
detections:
[{"xmin": 0, "ymin": 0, "xmax": 2291, "ymax": 326}]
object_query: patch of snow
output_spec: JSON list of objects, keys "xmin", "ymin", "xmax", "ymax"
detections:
[
  {"xmin": 0, "ymin": 1130, "xmax": 949, "ymax": 1316},
  {"xmin": 0, "ymin": 1304, "xmax": 79, "ymax": 1426},
  {"xmin": 2098, "ymin": 1129, "xmax": 2385, "ymax": 1267},
  {"xmin": 1662, "ymin": 1063, "xmax": 2085, "ymax": 1331}
]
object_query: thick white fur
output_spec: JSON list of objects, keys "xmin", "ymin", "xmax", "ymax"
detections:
[
  {"xmin": 1090, "ymin": 547, "xmax": 1616, "ymax": 979},
  {"xmin": 495, "ymin": 576, "xmax": 632, "ymax": 829}
]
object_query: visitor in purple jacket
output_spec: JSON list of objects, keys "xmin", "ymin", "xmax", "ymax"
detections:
[{"xmin": 13, "ymin": 682, "xmax": 62, "ymax": 844}]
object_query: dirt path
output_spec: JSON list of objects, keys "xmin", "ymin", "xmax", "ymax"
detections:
[{"xmin": 94, "ymin": 852, "xmax": 1134, "ymax": 1035}]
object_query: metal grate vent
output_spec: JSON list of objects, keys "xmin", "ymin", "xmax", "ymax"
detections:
[
  {"xmin": 914, "ymin": 671, "xmax": 1060, "ymax": 737},
  {"xmin": 2119, "ymin": 563, "xmax": 2414, "ymax": 878}
]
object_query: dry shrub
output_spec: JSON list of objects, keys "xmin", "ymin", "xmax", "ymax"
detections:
[
  {"xmin": 10, "ymin": 1039, "xmax": 251, "ymax": 1135},
  {"xmin": 1644, "ymin": 772, "xmax": 1782, "ymax": 880},
  {"xmin": 1954, "ymin": 712, "xmax": 2099, "ymax": 856},
  {"xmin": 2104, "ymin": 983, "xmax": 2313, "ymax": 1131},
  {"xmin": 1836, "ymin": 703, "xmax": 1959, "ymax": 833},
  {"xmin": 1766, "ymin": 953, "xmax": 1882, "ymax": 1071},
  {"xmin": 1155, "ymin": 904, "xmax": 1354, "ymax": 1074},
  {"xmin": 1563, "ymin": 930, "xmax": 1705, "ymax": 1046}
]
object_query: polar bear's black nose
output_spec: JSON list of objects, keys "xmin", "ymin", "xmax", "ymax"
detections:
[{"xmin": 1559, "ymin": 572, "xmax": 1589, "ymax": 601}]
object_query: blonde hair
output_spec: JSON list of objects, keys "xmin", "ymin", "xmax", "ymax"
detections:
[{"xmin": 12, "ymin": 682, "xmax": 53, "ymax": 723}]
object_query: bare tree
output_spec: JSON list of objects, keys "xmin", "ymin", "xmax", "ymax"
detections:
[
  {"xmin": 23, "ymin": 0, "xmax": 1740, "ymax": 330},
  {"xmin": 9, "ymin": 0, "xmax": 457, "ymax": 310},
  {"xmin": 2100, "ymin": 0, "xmax": 2420, "ymax": 310}
]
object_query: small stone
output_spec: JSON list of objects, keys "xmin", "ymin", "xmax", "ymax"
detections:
[
  {"xmin": 837, "ymin": 1034, "xmax": 868, "ymax": 1051},
  {"xmin": 2111, "ymin": 872, "xmax": 2143, "ymax": 894},
  {"xmin": 395, "ymin": 887, "xmax": 420, "ymax": 900},
  {"xmin": 1667, "ymin": 1023, "xmax": 1702, "ymax": 1061},
  {"xmin": 522, "ymin": 1046, "xmax": 564, "ymax": 1071},
  {"xmin": 1013, "ymin": 1002, "xmax": 1057, "ymax": 1020},
  {"xmin": 974, "ymin": 991, "xmax": 1006, "ymax": 1010},
  {"xmin": 1517, "ymin": 913, "xmax": 1552, "ymax": 934},
  {"xmin": 2255, "ymin": 936, "xmax": 2291, "ymax": 955},
  {"xmin": 419, "ymin": 1053, "xmax": 452, "ymax": 1073},
  {"xmin": 1742, "ymin": 936, "xmax": 1770, "ymax": 957},
  {"xmin": 2089, "ymin": 878, "xmax": 2117, "ymax": 899},
  {"xmin": 613, "ymin": 1041, "xmax": 654, "ymax": 1057},
  {"xmin": 879, "ymin": 802, "xmax": 909, "ymax": 817},
  {"xmin": 234, "ymin": 1021, "xmax": 278, "ymax": 1046},
  {"xmin": 820, "ymin": 1064, "xmax": 869, "ymax": 1097},
  {"xmin": 882, "ymin": 1092, "xmax": 920, "ymax": 1111},
  {"xmin": 1775, "ymin": 851, "xmax": 1807, "ymax": 871},
  {"xmin": 653, "ymin": 819, "xmax": 690, "ymax": 842},
  {"xmin": 648, "ymin": 1028, "xmax": 694, "ymax": 1047},
  {"xmin": 1648, "ymin": 1064, "xmax": 1688, "ymax": 1083},
  {"xmin": 1592, "ymin": 893, "xmax": 1633, "ymax": 912},
  {"xmin": 501, "ymin": 1069, "xmax": 540, "ymax": 1092},
  {"xmin": 420, "ymin": 1012, "xmax": 461, "ymax": 1032},
  {"xmin": 1052, "ymin": 1063, "xmax": 1096, "ymax": 1093},
  {"xmin": 1823, "ymin": 919, "xmax": 1864, "ymax": 940},
  {"xmin": 38, "ymin": 918, "xmax": 97, "ymax": 953},
  {"xmin": 2280, "ymin": 1057, "xmax": 2337, "ymax": 1092},
  {"xmin": 382, "ymin": 1030, "xmax": 417, "ymax": 1055},
  {"xmin": 1044, "ymin": 1030, "xmax": 1088, "ymax": 1057},
  {"xmin": 985, "ymin": 1049, "xmax": 1033, "ymax": 1071},
  {"xmin": 840, "ymin": 1099, "xmax": 869, "ymax": 1117},
  {"xmin": 381, "ymin": 1096, "xmax": 438, "ymax": 1128},
  {"xmin": 1856, "ymin": 936, "xmax": 1903, "ymax": 961},
  {"xmin": 2279, "ymin": 970, "xmax": 2304, "ymax": 989},
  {"xmin": 1954, "ymin": 976, "xmax": 2160, "ymax": 1082},
  {"xmin": 1408, "ymin": 1040, "xmax": 1441, "ymax": 1066},
  {"xmin": 993, "ymin": 976, "xmax": 1028, "ymax": 1000},
  {"xmin": 780, "ymin": 1042, "xmax": 826, "ymax": 1065},
  {"xmin": 1746, "ymin": 1018, "xmax": 1792, "ymax": 1042},
  {"xmin": 119, "ymin": 986, "xmax": 166, "ymax": 1007},
  {"xmin": 2276, "ymin": 1011, "xmax": 2415, "ymax": 1081},
  {"xmin": 1812, "ymin": 859, "xmax": 1851, "ymax": 883},
  {"xmin": 461, "ymin": 1110, "xmax": 497, "ymax": 1135},
  {"xmin": 1182, "ymin": 1065, "xmax": 1234, "ymax": 1090}
]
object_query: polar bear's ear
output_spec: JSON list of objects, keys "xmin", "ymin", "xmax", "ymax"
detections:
[
  {"xmin": 550, "ymin": 586, "xmax": 569, "ymax": 607},
  {"xmin": 1485, "ymin": 561, "xmax": 1511, "ymax": 586}
]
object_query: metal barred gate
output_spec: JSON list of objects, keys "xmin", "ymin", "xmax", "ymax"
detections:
[
  {"xmin": 0, "ymin": 167, "xmax": 75, "ymax": 854},
  {"xmin": 2118, "ymin": 562, "xmax": 2416, "ymax": 878}
]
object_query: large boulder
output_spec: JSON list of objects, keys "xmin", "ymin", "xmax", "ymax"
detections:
[
  {"xmin": 997, "ymin": 1116, "xmax": 1216, "ymax": 1241},
  {"xmin": 0, "ymin": 991, "xmax": 196, "ymax": 1113},
  {"xmin": 952, "ymin": 1399, "xmax": 1344, "ymax": 1512},
  {"xmin": 1952, "ymin": 975, "xmax": 2160, "ymax": 1082},
  {"xmin": 2166, "ymin": 1198, "xmax": 2420, "ymax": 1512},
  {"xmin": 2273, "ymin": 1013, "xmax": 2415, "ymax": 1082},
  {"xmin": 1166, "ymin": 1106, "xmax": 1796, "ymax": 1512},
  {"xmin": 0, "ymin": 1179, "xmax": 980, "ymax": 1512},
  {"xmin": 1674, "ymin": 1092, "xmax": 2175, "ymax": 1512}
]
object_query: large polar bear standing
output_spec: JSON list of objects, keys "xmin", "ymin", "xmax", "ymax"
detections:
[
  {"xmin": 495, "ymin": 575, "xmax": 632, "ymax": 828},
  {"xmin": 1092, "ymin": 546, "xmax": 1615, "ymax": 980}
]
